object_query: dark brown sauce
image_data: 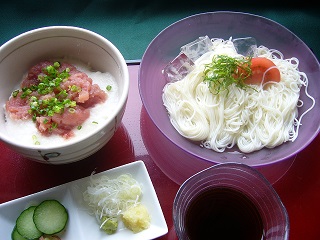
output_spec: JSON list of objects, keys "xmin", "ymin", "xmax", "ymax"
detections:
[{"xmin": 185, "ymin": 187, "xmax": 264, "ymax": 240}]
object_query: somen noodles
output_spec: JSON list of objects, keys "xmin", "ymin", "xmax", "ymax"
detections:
[{"xmin": 162, "ymin": 37, "xmax": 315, "ymax": 153}]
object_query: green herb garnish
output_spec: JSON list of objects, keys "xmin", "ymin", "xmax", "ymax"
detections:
[
  {"xmin": 70, "ymin": 85, "xmax": 81, "ymax": 92},
  {"xmin": 12, "ymin": 90, "xmax": 19, "ymax": 97},
  {"xmin": 36, "ymin": 63, "xmax": 70, "ymax": 95},
  {"xmin": 32, "ymin": 135, "xmax": 40, "ymax": 145},
  {"xmin": 203, "ymin": 55, "xmax": 252, "ymax": 94},
  {"xmin": 106, "ymin": 85, "xmax": 112, "ymax": 91},
  {"xmin": 28, "ymin": 96, "xmax": 76, "ymax": 121}
]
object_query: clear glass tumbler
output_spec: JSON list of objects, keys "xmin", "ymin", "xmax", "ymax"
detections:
[{"xmin": 173, "ymin": 162, "xmax": 289, "ymax": 240}]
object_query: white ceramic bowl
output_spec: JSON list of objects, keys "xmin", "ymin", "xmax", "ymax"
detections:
[{"xmin": 0, "ymin": 26, "xmax": 129, "ymax": 164}]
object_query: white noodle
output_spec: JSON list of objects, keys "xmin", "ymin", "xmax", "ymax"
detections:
[{"xmin": 162, "ymin": 38, "xmax": 315, "ymax": 153}]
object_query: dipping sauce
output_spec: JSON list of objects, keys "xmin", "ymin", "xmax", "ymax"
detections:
[{"xmin": 185, "ymin": 187, "xmax": 264, "ymax": 240}]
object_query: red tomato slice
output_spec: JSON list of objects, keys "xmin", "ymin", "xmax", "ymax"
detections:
[{"xmin": 245, "ymin": 57, "xmax": 281, "ymax": 85}]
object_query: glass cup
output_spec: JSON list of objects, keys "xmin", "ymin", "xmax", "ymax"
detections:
[{"xmin": 173, "ymin": 162, "xmax": 289, "ymax": 240}]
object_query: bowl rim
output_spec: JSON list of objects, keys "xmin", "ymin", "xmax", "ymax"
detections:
[
  {"xmin": 0, "ymin": 26, "xmax": 130, "ymax": 150},
  {"xmin": 139, "ymin": 11, "xmax": 320, "ymax": 167}
]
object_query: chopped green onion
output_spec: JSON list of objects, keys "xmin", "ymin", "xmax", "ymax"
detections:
[
  {"xmin": 12, "ymin": 90, "xmax": 19, "ymax": 97},
  {"xmin": 53, "ymin": 61, "xmax": 60, "ymax": 68},
  {"xmin": 70, "ymin": 85, "xmax": 81, "ymax": 92},
  {"xmin": 57, "ymin": 89, "xmax": 68, "ymax": 98},
  {"xmin": 106, "ymin": 85, "xmax": 112, "ymax": 91},
  {"xmin": 21, "ymin": 88, "xmax": 32, "ymax": 98},
  {"xmin": 32, "ymin": 135, "xmax": 40, "ymax": 145},
  {"xmin": 51, "ymin": 122, "xmax": 58, "ymax": 130},
  {"xmin": 92, "ymin": 121, "xmax": 98, "ymax": 124}
]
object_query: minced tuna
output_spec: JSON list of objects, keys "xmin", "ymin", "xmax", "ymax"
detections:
[{"xmin": 5, "ymin": 61, "xmax": 107, "ymax": 139}]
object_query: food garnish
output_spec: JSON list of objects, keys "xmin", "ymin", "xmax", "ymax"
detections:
[
  {"xmin": 12, "ymin": 199, "xmax": 68, "ymax": 240},
  {"xmin": 100, "ymin": 216, "xmax": 118, "ymax": 234},
  {"xmin": 106, "ymin": 85, "xmax": 112, "ymax": 91},
  {"xmin": 83, "ymin": 173, "xmax": 151, "ymax": 235},
  {"xmin": 15, "ymin": 206, "xmax": 42, "ymax": 239},
  {"xmin": 32, "ymin": 135, "xmax": 40, "ymax": 145},
  {"xmin": 245, "ymin": 57, "xmax": 281, "ymax": 84},
  {"xmin": 203, "ymin": 55, "xmax": 252, "ymax": 94},
  {"xmin": 121, "ymin": 203, "xmax": 151, "ymax": 233},
  {"xmin": 203, "ymin": 55, "xmax": 281, "ymax": 94},
  {"xmin": 33, "ymin": 200, "xmax": 68, "ymax": 235}
]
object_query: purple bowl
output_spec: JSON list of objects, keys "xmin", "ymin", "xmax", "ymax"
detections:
[{"xmin": 139, "ymin": 11, "xmax": 320, "ymax": 185}]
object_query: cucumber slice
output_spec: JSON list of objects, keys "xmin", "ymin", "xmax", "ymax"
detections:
[
  {"xmin": 11, "ymin": 226, "xmax": 28, "ymax": 240},
  {"xmin": 33, "ymin": 199, "xmax": 68, "ymax": 235},
  {"xmin": 16, "ymin": 206, "xmax": 43, "ymax": 239}
]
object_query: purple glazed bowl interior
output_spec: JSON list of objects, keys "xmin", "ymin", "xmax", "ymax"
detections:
[{"xmin": 139, "ymin": 11, "xmax": 320, "ymax": 184}]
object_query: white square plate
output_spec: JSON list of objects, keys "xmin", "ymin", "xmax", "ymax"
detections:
[{"xmin": 0, "ymin": 160, "xmax": 168, "ymax": 239}]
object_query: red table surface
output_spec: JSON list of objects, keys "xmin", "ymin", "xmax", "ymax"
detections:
[{"xmin": 1, "ymin": 64, "xmax": 320, "ymax": 240}]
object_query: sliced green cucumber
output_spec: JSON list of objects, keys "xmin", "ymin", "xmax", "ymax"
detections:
[
  {"xmin": 11, "ymin": 225, "xmax": 28, "ymax": 240},
  {"xmin": 16, "ymin": 206, "xmax": 43, "ymax": 239},
  {"xmin": 33, "ymin": 199, "xmax": 68, "ymax": 235}
]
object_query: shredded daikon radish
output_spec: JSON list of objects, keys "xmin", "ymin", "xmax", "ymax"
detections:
[{"xmin": 83, "ymin": 173, "xmax": 142, "ymax": 224}]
